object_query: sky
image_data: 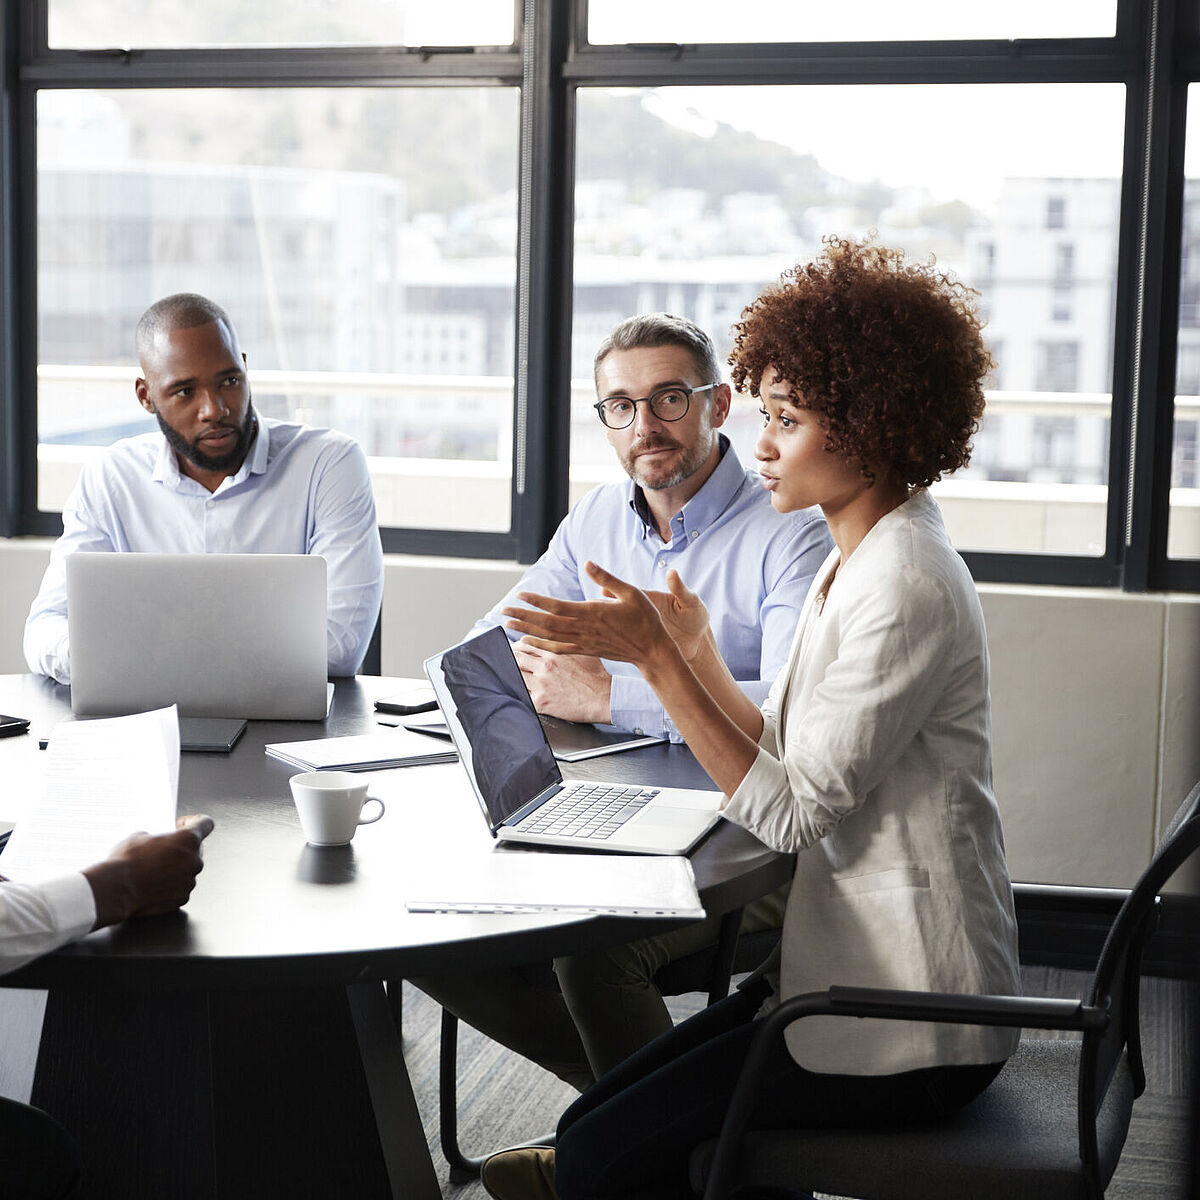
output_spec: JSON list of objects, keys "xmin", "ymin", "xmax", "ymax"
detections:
[{"xmin": 640, "ymin": 84, "xmax": 1130, "ymax": 210}]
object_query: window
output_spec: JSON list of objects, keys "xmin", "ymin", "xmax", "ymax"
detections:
[
  {"xmin": 47, "ymin": 0, "xmax": 516, "ymax": 48},
  {"xmin": 1054, "ymin": 243, "xmax": 1075, "ymax": 281},
  {"xmin": 1036, "ymin": 341, "xmax": 1080, "ymax": 393},
  {"xmin": 1169, "ymin": 83, "xmax": 1200, "ymax": 563},
  {"xmin": 586, "ymin": 1, "xmax": 1117, "ymax": 43},
  {"xmin": 570, "ymin": 84, "xmax": 1123, "ymax": 558},
  {"xmin": 35, "ymin": 87, "xmax": 520, "ymax": 535},
  {"xmin": 1, "ymin": 1, "xmax": 1195, "ymax": 590},
  {"xmin": 1051, "ymin": 285, "xmax": 1073, "ymax": 323}
]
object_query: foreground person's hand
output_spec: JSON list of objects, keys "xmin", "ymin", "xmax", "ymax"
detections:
[{"xmin": 82, "ymin": 814, "xmax": 214, "ymax": 929}]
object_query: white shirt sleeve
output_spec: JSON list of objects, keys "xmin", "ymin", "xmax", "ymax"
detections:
[
  {"xmin": 23, "ymin": 467, "xmax": 121, "ymax": 683},
  {"xmin": 0, "ymin": 874, "xmax": 96, "ymax": 976},
  {"xmin": 307, "ymin": 440, "xmax": 384, "ymax": 675}
]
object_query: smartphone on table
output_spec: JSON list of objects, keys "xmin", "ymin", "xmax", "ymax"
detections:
[{"xmin": 374, "ymin": 688, "xmax": 438, "ymax": 716}]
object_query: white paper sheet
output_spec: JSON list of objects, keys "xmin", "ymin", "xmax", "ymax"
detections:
[
  {"xmin": 406, "ymin": 850, "xmax": 705, "ymax": 918},
  {"xmin": 0, "ymin": 707, "xmax": 179, "ymax": 883}
]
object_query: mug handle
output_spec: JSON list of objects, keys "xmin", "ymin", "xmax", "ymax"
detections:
[{"xmin": 357, "ymin": 796, "xmax": 386, "ymax": 826}]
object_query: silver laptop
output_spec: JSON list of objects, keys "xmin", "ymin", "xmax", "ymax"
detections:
[
  {"xmin": 67, "ymin": 552, "xmax": 329, "ymax": 720},
  {"xmin": 425, "ymin": 627, "xmax": 722, "ymax": 854}
]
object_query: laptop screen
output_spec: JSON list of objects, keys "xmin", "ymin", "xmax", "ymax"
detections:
[{"xmin": 429, "ymin": 627, "xmax": 561, "ymax": 827}]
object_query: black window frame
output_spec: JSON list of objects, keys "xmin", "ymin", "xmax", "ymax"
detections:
[{"xmin": 0, "ymin": 0, "xmax": 1195, "ymax": 592}]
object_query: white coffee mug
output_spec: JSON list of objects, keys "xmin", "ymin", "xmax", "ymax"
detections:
[{"xmin": 289, "ymin": 770, "xmax": 385, "ymax": 847}]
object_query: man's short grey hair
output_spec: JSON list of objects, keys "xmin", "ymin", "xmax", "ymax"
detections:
[
  {"xmin": 592, "ymin": 313, "xmax": 722, "ymax": 388},
  {"xmin": 135, "ymin": 293, "xmax": 235, "ymax": 356}
]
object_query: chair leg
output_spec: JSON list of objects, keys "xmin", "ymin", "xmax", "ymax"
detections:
[
  {"xmin": 438, "ymin": 1006, "xmax": 556, "ymax": 1184},
  {"xmin": 439, "ymin": 1008, "xmax": 487, "ymax": 1182},
  {"xmin": 705, "ymin": 908, "xmax": 745, "ymax": 1006}
]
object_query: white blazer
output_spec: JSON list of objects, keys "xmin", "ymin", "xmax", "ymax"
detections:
[{"xmin": 725, "ymin": 490, "xmax": 1020, "ymax": 1076}]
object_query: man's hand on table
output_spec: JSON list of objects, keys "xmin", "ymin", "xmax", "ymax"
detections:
[{"xmin": 513, "ymin": 640, "xmax": 613, "ymax": 724}]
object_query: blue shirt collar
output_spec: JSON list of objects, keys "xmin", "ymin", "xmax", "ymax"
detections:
[{"xmin": 628, "ymin": 434, "xmax": 741, "ymax": 542}]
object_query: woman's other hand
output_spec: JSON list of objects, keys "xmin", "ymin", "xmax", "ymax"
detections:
[
  {"xmin": 644, "ymin": 569, "xmax": 710, "ymax": 663},
  {"xmin": 502, "ymin": 561, "xmax": 676, "ymax": 671}
]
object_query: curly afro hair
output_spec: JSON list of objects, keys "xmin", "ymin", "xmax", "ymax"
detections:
[{"xmin": 729, "ymin": 237, "xmax": 992, "ymax": 489}]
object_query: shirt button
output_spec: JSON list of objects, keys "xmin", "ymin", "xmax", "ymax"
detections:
[
  {"xmin": 689, "ymin": 530, "xmax": 698, "ymax": 539},
  {"xmin": 658, "ymin": 561, "xmax": 667, "ymax": 570},
  {"xmin": 206, "ymin": 500, "xmax": 215, "ymax": 509}
]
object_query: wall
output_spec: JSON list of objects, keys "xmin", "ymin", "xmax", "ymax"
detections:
[{"xmin": 2, "ymin": 536, "xmax": 1196, "ymax": 890}]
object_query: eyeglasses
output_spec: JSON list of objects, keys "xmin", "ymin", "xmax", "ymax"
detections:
[{"xmin": 593, "ymin": 383, "xmax": 718, "ymax": 430}]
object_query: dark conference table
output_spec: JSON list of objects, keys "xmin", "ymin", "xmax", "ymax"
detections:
[{"xmin": 0, "ymin": 673, "xmax": 793, "ymax": 1200}]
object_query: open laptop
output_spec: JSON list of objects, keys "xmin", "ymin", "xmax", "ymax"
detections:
[
  {"xmin": 67, "ymin": 552, "xmax": 330, "ymax": 720},
  {"xmin": 425, "ymin": 626, "xmax": 722, "ymax": 854}
]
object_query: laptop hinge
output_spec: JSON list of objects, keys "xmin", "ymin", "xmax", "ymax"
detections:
[{"xmin": 500, "ymin": 782, "xmax": 564, "ymax": 828}]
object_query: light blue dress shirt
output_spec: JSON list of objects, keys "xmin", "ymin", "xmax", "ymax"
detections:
[
  {"xmin": 24, "ymin": 417, "xmax": 384, "ymax": 682},
  {"xmin": 473, "ymin": 438, "xmax": 832, "ymax": 741}
]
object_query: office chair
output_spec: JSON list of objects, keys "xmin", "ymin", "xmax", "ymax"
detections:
[
  {"xmin": 359, "ymin": 610, "xmax": 383, "ymax": 676},
  {"xmin": 440, "ymin": 908, "xmax": 782, "ymax": 1182},
  {"xmin": 690, "ymin": 779, "xmax": 1200, "ymax": 1200}
]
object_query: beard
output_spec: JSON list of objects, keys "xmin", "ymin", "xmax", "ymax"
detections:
[
  {"xmin": 155, "ymin": 399, "xmax": 257, "ymax": 474},
  {"xmin": 617, "ymin": 414, "xmax": 715, "ymax": 492}
]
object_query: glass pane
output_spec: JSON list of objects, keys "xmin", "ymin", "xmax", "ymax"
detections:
[
  {"xmin": 37, "ymin": 87, "xmax": 519, "ymax": 533},
  {"xmin": 1170, "ymin": 85, "xmax": 1200, "ymax": 560},
  {"xmin": 49, "ymin": 0, "xmax": 514, "ymax": 48},
  {"xmin": 588, "ymin": 0, "xmax": 1115, "ymax": 44},
  {"xmin": 571, "ymin": 83, "xmax": 1125, "ymax": 557}
]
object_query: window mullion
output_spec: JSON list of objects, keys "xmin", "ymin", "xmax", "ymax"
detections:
[{"xmin": 1122, "ymin": 0, "xmax": 1181, "ymax": 589}]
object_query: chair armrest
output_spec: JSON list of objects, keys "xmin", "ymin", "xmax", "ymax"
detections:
[
  {"xmin": 824, "ymin": 984, "xmax": 1109, "ymax": 1033},
  {"xmin": 1012, "ymin": 881, "xmax": 1130, "ymax": 912},
  {"xmin": 702, "ymin": 986, "xmax": 1108, "ymax": 1200}
]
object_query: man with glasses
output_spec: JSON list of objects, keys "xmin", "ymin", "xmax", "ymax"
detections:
[
  {"xmin": 414, "ymin": 314, "xmax": 830, "ymax": 1093},
  {"xmin": 470, "ymin": 311, "xmax": 831, "ymax": 744}
]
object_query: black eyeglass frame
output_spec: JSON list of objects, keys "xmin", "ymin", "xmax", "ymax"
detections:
[{"xmin": 592, "ymin": 382, "xmax": 719, "ymax": 429}]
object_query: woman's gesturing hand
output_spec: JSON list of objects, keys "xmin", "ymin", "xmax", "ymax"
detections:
[
  {"xmin": 502, "ymin": 561, "xmax": 678, "ymax": 670},
  {"xmin": 644, "ymin": 568, "xmax": 710, "ymax": 663}
]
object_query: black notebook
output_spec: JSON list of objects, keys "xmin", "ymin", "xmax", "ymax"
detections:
[
  {"xmin": 40, "ymin": 716, "xmax": 247, "ymax": 754},
  {"xmin": 179, "ymin": 717, "xmax": 248, "ymax": 753}
]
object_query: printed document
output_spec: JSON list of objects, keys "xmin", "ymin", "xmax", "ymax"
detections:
[{"xmin": 0, "ymin": 707, "xmax": 179, "ymax": 883}]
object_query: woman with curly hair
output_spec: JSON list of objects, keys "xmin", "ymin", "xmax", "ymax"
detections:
[{"xmin": 481, "ymin": 238, "xmax": 1020, "ymax": 1200}]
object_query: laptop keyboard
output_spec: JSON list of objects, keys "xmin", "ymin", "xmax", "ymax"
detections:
[{"xmin": 519, "ymin": 781, "xmax": 660, "ymax": 840}]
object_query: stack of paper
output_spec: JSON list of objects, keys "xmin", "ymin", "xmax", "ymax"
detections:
[
  {"xmin": 265, "ymin": 729, "xmax": 457, "ymax": 772},
  {"xmin": 0, "ymin": 706, "xmax": 179, "ymax": 883}
]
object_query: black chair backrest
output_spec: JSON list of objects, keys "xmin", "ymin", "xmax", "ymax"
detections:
[
  {"xmin": 1081, "ymin": 781, "xmax": 1200, "ymax": 1144},
  {"xmin": 360, "ymin": 610, "xmax": 383, "ymax": 676}
]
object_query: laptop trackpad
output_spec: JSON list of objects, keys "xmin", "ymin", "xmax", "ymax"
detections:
[
  {"xmin": 654, "ymin": 791, "xmax": 722, "ymax": 812},
  {"xmin": 634, "ymin": 808, "xmax": 707, "ymax": 830}
]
